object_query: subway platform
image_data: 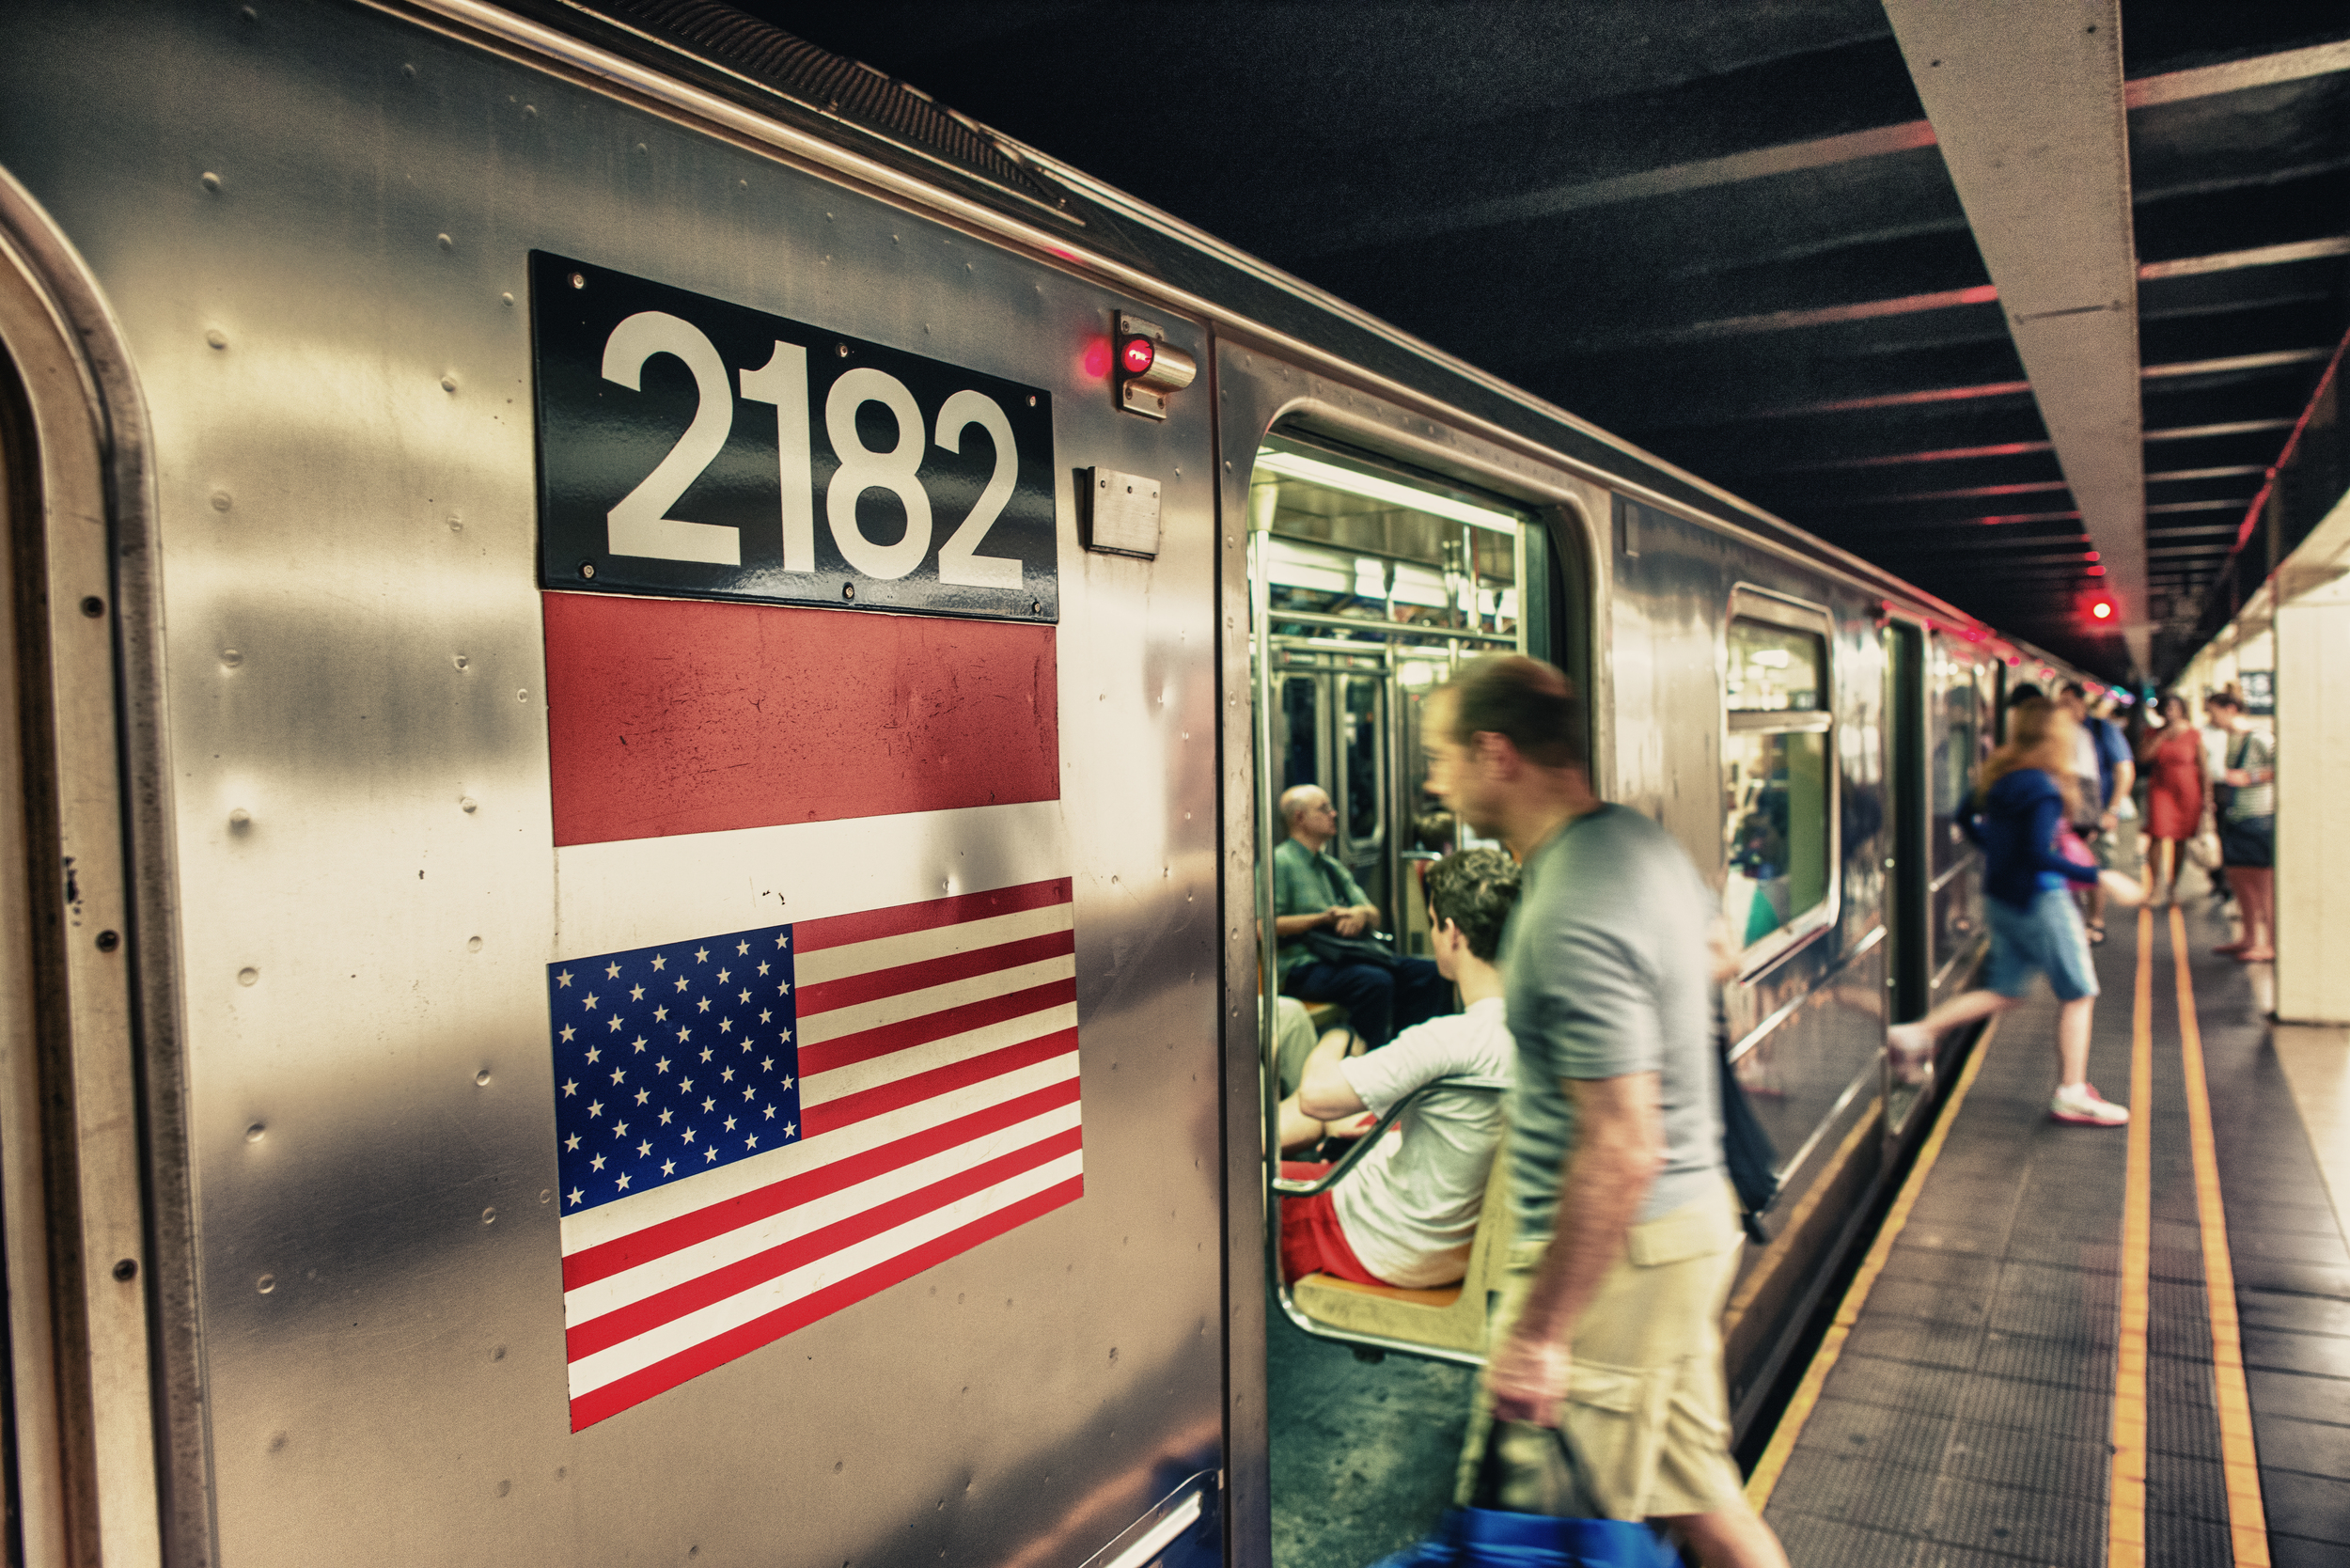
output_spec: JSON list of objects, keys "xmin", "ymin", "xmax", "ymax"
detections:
[{"xmin": 1751, "ymin": 889, "xmax": 2350, "ymax": 1565}]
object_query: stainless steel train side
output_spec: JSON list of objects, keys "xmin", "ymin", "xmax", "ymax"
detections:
[{"xmin": 0, "ymin": 2, "xmax": 2094, "ymax": 1564}]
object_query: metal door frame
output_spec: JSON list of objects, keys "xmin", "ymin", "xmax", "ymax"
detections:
[{"xmin": 0, "ymin": 165, "xmax": 203, "ymax": 1565}]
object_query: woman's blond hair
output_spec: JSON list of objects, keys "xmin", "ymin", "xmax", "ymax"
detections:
[{"xmin": 1978, "ymin": 697, "xmax": 2081, "ymax": 819}]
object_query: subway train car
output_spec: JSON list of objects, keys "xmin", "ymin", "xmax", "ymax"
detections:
[{"xmin": 0, "ymin": 2, "xmax": 2092, "ymax": 1564}]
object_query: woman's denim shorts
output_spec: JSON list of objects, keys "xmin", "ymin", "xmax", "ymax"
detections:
[{"xmin": 1985, "ymin": 886, "xmax": 2101, "ymax": 1003}]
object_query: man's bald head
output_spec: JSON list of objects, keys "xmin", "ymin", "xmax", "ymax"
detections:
[{"xmin": 1279, "ymin": 783, "xmax": 1330, "ymax": 830}]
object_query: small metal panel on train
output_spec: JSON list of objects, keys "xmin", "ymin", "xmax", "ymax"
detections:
[{"xmin": 532, "ymin": 252, "xmax": 1058, "ymax": 620}]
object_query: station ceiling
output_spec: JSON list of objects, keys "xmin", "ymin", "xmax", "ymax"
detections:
[{"xmin": 756, "ymin": 1, "xmax": 2349, "ymax": 681}]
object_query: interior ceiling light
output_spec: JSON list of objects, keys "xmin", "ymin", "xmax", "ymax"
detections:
[{"xmin": 1254, "ymin": 449, "xmax": 1520, "ymax": 535}]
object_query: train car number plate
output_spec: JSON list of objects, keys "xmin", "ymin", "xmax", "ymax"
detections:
[{"xmin": 532, "ymin": 253, "xmax": 1057, "ymax": 620}]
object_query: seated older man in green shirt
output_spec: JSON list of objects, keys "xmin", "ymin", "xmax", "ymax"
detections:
[{"xmin": 1271, "ymin": 784, "xmax": 1450, "ymax": 1047}]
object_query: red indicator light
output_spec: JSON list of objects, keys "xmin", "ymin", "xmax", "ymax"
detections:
[
  {"xmin": 2091, "ymin": 600, "xmax": 2113, "ymax": 619},
  {"xmin": 2086, "ymin": 564, "xmax": 2106, "ymax": 576},
  {"xmin": 2085, "ymin": 550, "xmax": 2100, "ymax": 561},
  {"xmin": 1120, "ymin": 337, "xmax": 1156, "ymax": 376},
  {"xmin": 1081, "ymin": 337, "xmax": 1112, "ymax": 380}
]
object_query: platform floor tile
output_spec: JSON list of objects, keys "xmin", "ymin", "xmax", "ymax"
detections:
[{"xmin": 1763, "ymin": 903, "xmax": 2350, "ymax": 1564}]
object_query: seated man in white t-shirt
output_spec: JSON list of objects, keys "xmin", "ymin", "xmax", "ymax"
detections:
[{"xmin": 1276, "ymin": 847, "xmax": 1519, "ymax": 1291}]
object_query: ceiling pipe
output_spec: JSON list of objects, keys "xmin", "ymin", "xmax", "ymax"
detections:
[{"xmin": 1882, "ymin": 0, "xmax": 2149, "ymax": 670}]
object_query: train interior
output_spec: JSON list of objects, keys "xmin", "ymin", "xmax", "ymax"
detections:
[{"xmin": 1244, "ymin": 435, "xmax": 1535, "ymax": 1566}]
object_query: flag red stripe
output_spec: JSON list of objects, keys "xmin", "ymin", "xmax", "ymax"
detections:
[
  {"xmin": 796, "ymin": 929, "xmax": 1074, "ymax": 1017},
  {"xmin": 568, "ymin": 1175, "xmax": 1084, "ymax": 1431},
  {"xmin": 566, "ymin": 1125, "xmax": 1082, "ymax": 1361},
  {"xmin": 561, "ymin": 1075, "xmax": 1080, "ymax": 1291},
  {"xmin": 542, "ymin": 593, "xmax": 1060, "ymax": 847},
  {"xmin": 793, "ymin": 877, "xmax": 1073, "ymax": 953},
  {"xmin": 796, "ymin": 976, "xmax": 1074, "ymax": 1078},
  {"xmin": 805, "ymin": 1027, "xmax": 1077, "ymax": 1136}
]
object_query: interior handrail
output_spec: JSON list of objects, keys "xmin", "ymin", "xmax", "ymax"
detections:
[{"xmin": 1270, "ymin": 1074, "xmax": 1512, "ymax": 1198}]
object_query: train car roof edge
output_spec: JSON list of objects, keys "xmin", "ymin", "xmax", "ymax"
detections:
[{"xmin": 391, "ymin": 0, "xmax": 2076, "ymax": 676}]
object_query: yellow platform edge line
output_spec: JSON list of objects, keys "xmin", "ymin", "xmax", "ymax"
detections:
[
  {"xmin": 2169, "ymin": 905, "xmax": 2271, "ymax": 1561},
  {"xmin": 2109, "ymin": 905, "xmax": 2156, "ymax": 1567},
  {"xmin": 1742, "ymin": 1015, "xmax": 2000, "ymax": 1511}
]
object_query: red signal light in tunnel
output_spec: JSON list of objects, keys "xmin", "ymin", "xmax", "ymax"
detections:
[{"xmin": 2083, "ymin": 588, "xmax": 2120, "ymax": 623}]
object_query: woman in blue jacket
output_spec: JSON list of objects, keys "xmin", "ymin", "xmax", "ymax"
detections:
[{"xmin": 1888, "ymin": 698, "xmax": 2142, "ymax": 1125}]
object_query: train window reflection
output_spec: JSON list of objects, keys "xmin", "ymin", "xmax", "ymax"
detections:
[
  {"xmin": 1727, "ymin": 620, "xmax": 1824, "ymax": 711},
  {"xmin": 1722, "ymin": 601, "xmax": 1836, "ymax": 961},
  {"xmin": 1724, "ymin": 729, "xmax": 1830, "ymax": 946}
]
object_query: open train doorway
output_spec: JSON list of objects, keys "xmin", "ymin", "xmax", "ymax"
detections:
[{"xmin": 1241, "ymin": 428, "xmax": 1585, "ymax": 1568}]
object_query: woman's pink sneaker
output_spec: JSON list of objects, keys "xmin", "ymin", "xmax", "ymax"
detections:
[{"xmin": 2050, "ymin": 1083, "xmax": 2129, "ymax": 1126}]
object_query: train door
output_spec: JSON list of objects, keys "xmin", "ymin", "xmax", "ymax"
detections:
[
  {"xmin": 1232, "ymin": 422, "xmax": 1559, "ymax": 1567},
  {"xmin": 1883, "ymin": 619, "xmax": 1932, "ymax": 1118}
]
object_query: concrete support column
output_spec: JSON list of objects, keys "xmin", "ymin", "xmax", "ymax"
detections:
[{"xmin": 2276, "ymin": 540, "xmax": 2350, "ymax": 1024}]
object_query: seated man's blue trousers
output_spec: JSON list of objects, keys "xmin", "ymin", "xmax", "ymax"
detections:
[{"xmin": 1278, "ymin": 956, "xmax": 1451, "ymax": 1047}]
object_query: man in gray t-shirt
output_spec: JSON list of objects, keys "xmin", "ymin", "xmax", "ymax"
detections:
[
  {"xmin": 1502, "ymin": 803, "xmax": 1724, "ymax": 1239},
  {"xmin": 1426, "ymin": 656, "xmax": 1784, "ymax": 1568}
]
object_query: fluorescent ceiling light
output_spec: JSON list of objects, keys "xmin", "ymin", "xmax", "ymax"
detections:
[{"xmin": 1255, "ymin": 449, "xmax": 1521, "ymax": 534}]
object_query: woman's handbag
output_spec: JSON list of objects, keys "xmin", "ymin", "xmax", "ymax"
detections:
[
  {"xmin": 2186, "ymin": 828, "xmax": 2224, "ymax": 872},
  {"xmin": 1371, "ymin": 1419, "xmax": 1678, "ymax": 1568}
]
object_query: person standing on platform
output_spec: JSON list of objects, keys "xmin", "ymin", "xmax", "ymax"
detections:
[
  {"xmin": 1424, "ymin": 655, "xmax": 1788, "ymax": 1568},
  {"xmin": 2059, "ymin": 682, "xmax": 2134, "ymax": 945},
  {"xmin": 2136, "ymin": 694, "xmax": 2208, "ymax": 909},
  {"xmin": 1272, "ymin": 784, "xmax": 1451, "ymax": 1047},
  {"xmin": 2205, "ymin": 687, "xmax": 2276, "ymax": 963},
  {"xmin": 1887, "ymin": 698, "xmax": 2141, "ymax": 1125}
]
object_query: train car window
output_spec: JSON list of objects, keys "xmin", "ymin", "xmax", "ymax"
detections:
[
  {"xmin": 1280, "ymin": 675, "xmax": 1321, "ymax": 792},
  {"xmin": 1721, "ymin": 595, "xmax": 1836, "ymax": 962},
  {"xmin": 1727, "ymin": 620, "xmax": 1825, "ymax": 711}
]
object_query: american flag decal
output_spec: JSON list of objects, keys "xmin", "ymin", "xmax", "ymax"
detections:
[{"xmin": 551, "ymin": 876, "xmax": 1080, "ymax": 1430}]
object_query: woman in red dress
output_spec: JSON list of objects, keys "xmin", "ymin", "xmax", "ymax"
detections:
[{"xmin": 2137, "ymin": 693, "xmax": 2207, "ymax": 908}]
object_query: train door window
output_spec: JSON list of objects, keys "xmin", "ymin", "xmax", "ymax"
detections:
[
  {"xmin": 1722, "ymin": 593, "xmax": 1836, "ymax": 965},
  {"xmin": 1933, "ymin": 649, "xmax": 1981, "ymax": 857},
  {"xmin": 1279, "ymin": 674, "xmax": 1323, "ymax": 794},
  {"xmin": 1339, "ymin": 675, "xmax": 1385, "ymax": 854}
]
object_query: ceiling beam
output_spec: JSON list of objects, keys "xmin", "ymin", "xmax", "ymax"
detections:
[
  {"xmin": 1296, "ymin": 41, "xmax": 2350, "ymax": 259},
  {"xmin": 2124, "ymin": 39, "xmax": 2350, "ymax": 107},
  {"xmin": 1589, "ymin": 236, "xmax": 2350, "ymax": 351},
  {"xmin": 1716, "ymin": 349, "xmax": 2321, "ymax": 426},
  {"xmin": 1883, "ymin": 0, "xmax": 2148, "ymax": 666}
]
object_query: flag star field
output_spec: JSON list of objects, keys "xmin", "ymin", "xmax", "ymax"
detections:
[{"xmin": 548, "ymin": 927, "xmax": 804, "ymax": 1212}]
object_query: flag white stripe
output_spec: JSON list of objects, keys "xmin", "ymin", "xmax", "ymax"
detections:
[
  {"xmin": 800, "ymin": 1000, "xmax": 1075, "ymax": 1108},
  {"xmin": 792, "ymin": 901, "xmax": 1073, "ymax": 986},
  {"xmin": 552, "ymin": 799, "xmax": 1070, "ymax": 961},
  {"xmin": 558, "ymin": 1050, "xmax": 1079, "ymax": 1255},
  {"xmin": 796, "ymin": 953, "xmax": 1075, "ymax": 1042},
  {"xmin": 566, "ymin": 1149, "xmax": 1084, "ymax": 1398},
  {"xmin": 565, "ymin": 1101, "xmax": 1083, "ymax": 1321}
]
